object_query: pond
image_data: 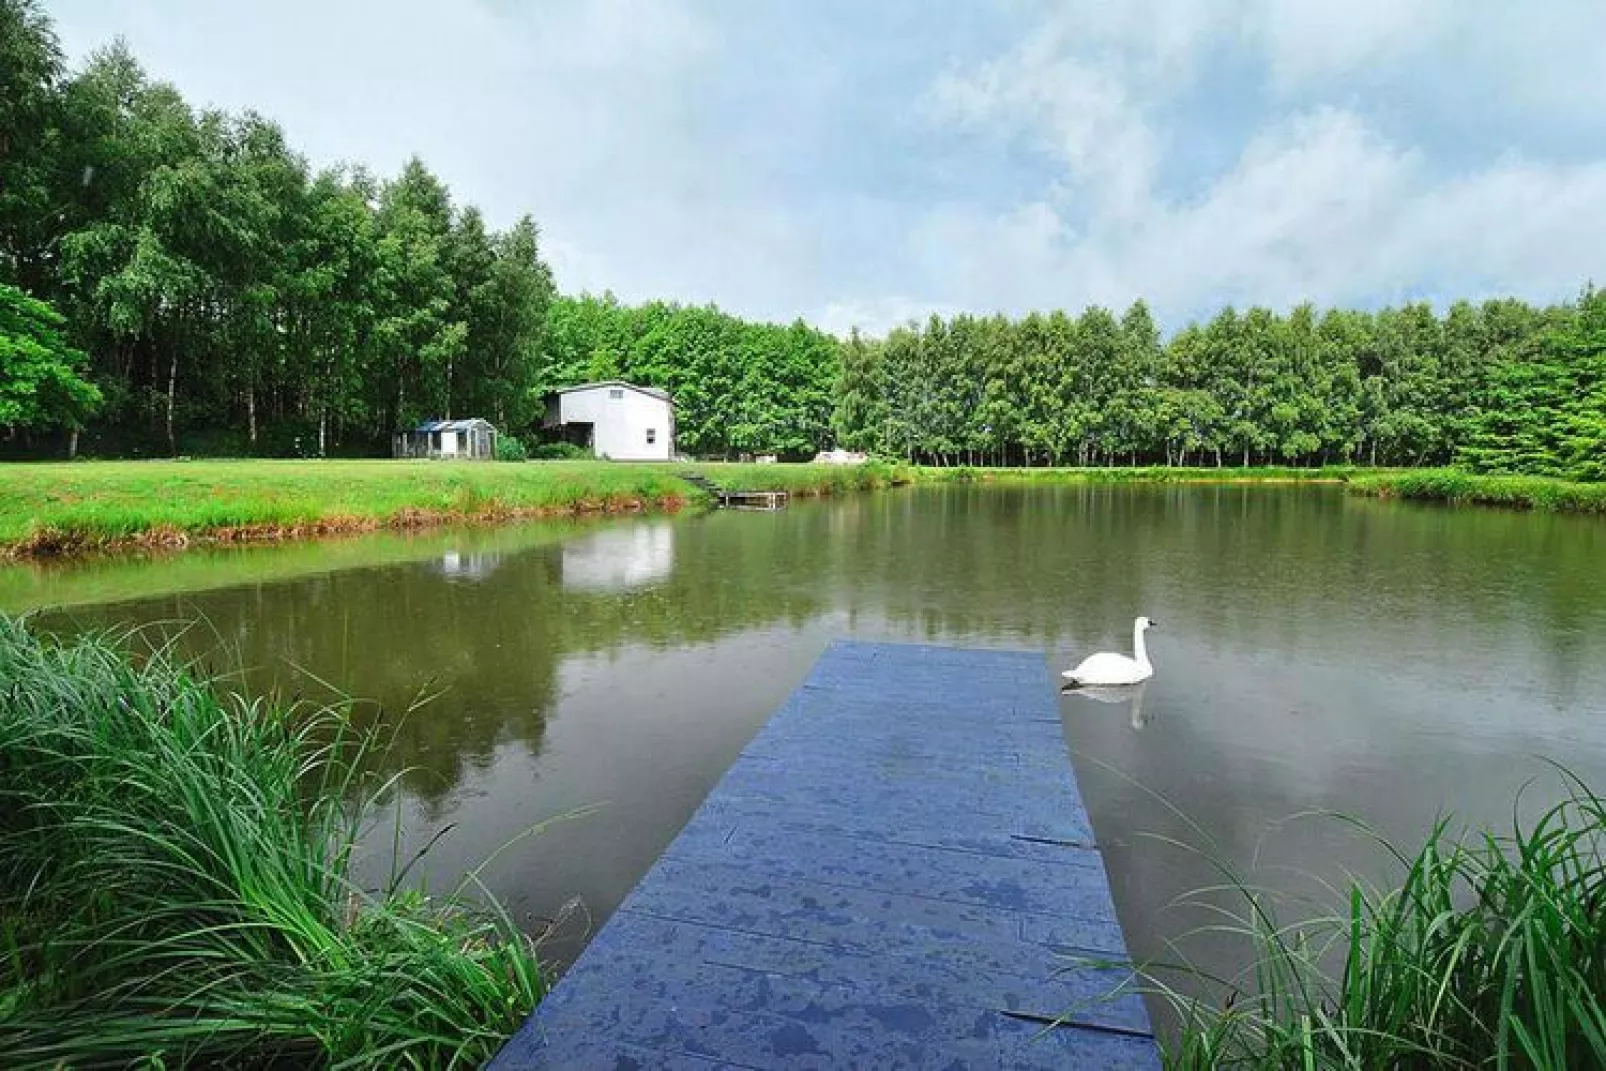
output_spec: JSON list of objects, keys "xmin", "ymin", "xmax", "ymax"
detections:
[{"xmin": 13, "ymin": 484, "xmax": 1606, "ymax": 1028}]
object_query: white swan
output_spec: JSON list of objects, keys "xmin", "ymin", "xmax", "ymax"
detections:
[{"xmin": 1062, "ymin": 617, "xmax": 1157, "ymax": 687}]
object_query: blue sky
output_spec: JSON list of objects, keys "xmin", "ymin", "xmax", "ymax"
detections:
[{"xmin": 51, "ymin": 0, "xmax": 1606, "ymax": 335}]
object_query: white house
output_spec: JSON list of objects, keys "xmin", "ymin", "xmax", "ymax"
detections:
[{"xmin": 542, "ymin": 381, "xmax": 674, "ymax": 461}]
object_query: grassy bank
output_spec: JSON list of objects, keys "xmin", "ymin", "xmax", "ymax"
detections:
[
  {"xmin": 1156, "ymin": 776, "xmax": 1606, "ymax": 1069},
  {"xmin": 686, "ymin": 459, "xmax": 917, "ymax": 495},
  {"xmin": 920, "ymin": 464, "xmax": 1362, "ymax": 485},
  {"xmin": 7, "ymin": 459, "xmax": 1594, "ymax": 561},
  {"xmin": 0, "ymin": 459, "xmax": 697, "ymax": 556},
  {"xmin": 1349, "ymin": 468, "xmax": 1606, "ymax": 513},
  {"xmin": 0, "ymin": 615, "xmax": 541, "ymax": 1068},
  {"xmin": 0, "ymin": 459, "xmax": 928, "ymax": 558}
]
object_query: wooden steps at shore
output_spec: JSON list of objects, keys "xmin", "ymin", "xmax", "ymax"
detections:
[{"xmin": 679, "ymin": 471, "xmax": 789, "ymax": 511}]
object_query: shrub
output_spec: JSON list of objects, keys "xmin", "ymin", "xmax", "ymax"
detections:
[
  {"xmin": 495, "ymin": 435, "xmax": 529, "ymax": 462},
  {"xmin": 530, "ymin": 442, "xmax": 592, "ymax": 461}
]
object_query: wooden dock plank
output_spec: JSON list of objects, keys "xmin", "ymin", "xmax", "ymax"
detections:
[{"xmin": 491, "ymin": 641, "xmax": 1158, "ymax": 1069}]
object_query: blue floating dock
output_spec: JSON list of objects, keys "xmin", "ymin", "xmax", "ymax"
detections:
[{"xmin": 492, "ymin": 641, "xmax": 1158, "ymax": 1069}]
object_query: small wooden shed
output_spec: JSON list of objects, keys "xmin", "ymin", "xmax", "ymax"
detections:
[{"xmin": 393, "ymin": 418, "xmax": 497, "ymax": 460}]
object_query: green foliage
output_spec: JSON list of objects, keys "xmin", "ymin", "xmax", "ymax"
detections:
[
  {"xmin": 494, "ymin": 434, "xmax": 528, "ymax": 462},
  {"xmin": 0, "ymin": 1, "xmax": 64, "ymax": 297},
  {"xmin": 0, "ymin": 615, "xmax": 542, "ymax": 1067},
  {"xmin": 1156, "ymin": 774, "xmax": 1606, "ymax": 1069},
  {"xmin": 832, "ymin": 326, "xmax": 886, "ymax": 452},
  {"xmin": 529, "ymin": 441, "xmax": 592, "ymax": 461},
  {"xmin": 1458, "ymin": 287, "xmax": 1606, "ymax": 481},
  {"xmin": 0, "ymin": 283, "xmax": 101, "ymax": 431}
]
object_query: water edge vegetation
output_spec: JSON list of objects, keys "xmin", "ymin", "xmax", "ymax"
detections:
[
  {"xmin": 1146, "ymin": 772, "xmax": 1606, "ymax": 1069},
  {"xmin": 1347, "ymin": 469, "xmax": 1606, "ymax": 514},
  {"xmin": 11, "ymin": 459, "xmax": 1606, "ymax": 560},
  {"xmin": 0, "ymin": 615, "xmax": 542, "ymax": 1069}
]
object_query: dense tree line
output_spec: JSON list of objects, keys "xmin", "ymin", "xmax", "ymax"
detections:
[
  {"xmin": 1, "ymin": 1, "xmax": 554, "ymax": 457},
  {"xmin": 832, "ymin": 291, "xmax": 1606, "ymax": 478}
]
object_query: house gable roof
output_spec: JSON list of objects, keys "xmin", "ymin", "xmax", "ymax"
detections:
[{"xmin": 553, "ymin": 380, "xmax": 672, "ymax": 402}]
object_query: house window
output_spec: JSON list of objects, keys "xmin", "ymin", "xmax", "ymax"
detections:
[
  {"xmin": 608, "ymin": 388, "xmax": 624, "ymax": 399},
  {"xmin": 646, "ymin": 428, "xmax": 657, "ymax": 445}
]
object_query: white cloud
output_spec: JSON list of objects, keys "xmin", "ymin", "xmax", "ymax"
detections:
[
  {"xmin": 811, "ymin": 297, "xmax": 963, "ymax": 339},
  {"xmin": 1251, "ymin": 0, "xmax": 1454, "ymax": 88},
  {"xmin": 929, "ymin": 48, "xmax": 1159, "ymax": 226},
  {"xmin": 907, "ymin": 4, "xmax": 1606, "ymax": 328}
]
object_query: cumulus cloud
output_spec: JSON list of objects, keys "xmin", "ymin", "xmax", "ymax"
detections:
[
  {"xmin": 1251, "ymin": 0, "xmax": 1455, "ymax": 87},
  {"xmin": 913, "ymin": 2, "xmax": 1606, "ymax": 327}
]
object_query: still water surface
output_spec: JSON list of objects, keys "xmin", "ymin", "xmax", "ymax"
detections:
[{"xmin": 13, "ymin": 485, "xmax": 1606, "ymax": 1019}]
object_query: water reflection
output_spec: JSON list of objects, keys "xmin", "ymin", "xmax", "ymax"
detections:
[
  {"xmin": 559, "ymin": 522, "xmax": 674, "ymax": 592},
  {"xmin": 1064, "ymin": 681, "xmax": 1151, "ymax": 730},
  {"xmin": 438, "ymin": 549, "xmax": 503, "ymax": 581}
]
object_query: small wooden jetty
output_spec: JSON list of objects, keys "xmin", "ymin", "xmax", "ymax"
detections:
[
  {"xmin": 491, "ymin": 641, "xmax": 1158, "ymax": 1069},
  {"xmin": 680, "ymin": 471, "xmax": 789, "ymax": 511}
]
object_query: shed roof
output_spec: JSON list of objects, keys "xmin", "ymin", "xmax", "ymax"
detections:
[
  {"xmin": 410, "ymin": 418, "xmax": 495, "ymax": 433},
  {"xmin": 553, "ymin": 380, "xmax": 672, "ymax": 402}
]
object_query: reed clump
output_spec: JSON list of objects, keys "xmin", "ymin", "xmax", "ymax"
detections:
[
  {"xmin": 0, "ymin": 615, "xmax": 542, "ymax": 1069},
  {"xmin": 1156, "ymin": 775, "xmax": 1606, "ymax": 1069},
  {"xmin": 1349, "ymin": 469, "xmax": 1606, "ymax": 513}
]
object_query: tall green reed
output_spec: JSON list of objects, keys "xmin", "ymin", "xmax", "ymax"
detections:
[
  {"xmin": 1147, "ymin": 771, "xmax": 1606, "ymax": 1069},
  {"xmin": 0, "ymin": 615, "xmax": 541, "ymax": 1069}
]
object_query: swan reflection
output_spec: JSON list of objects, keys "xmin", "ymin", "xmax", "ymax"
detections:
[{"xmin": 1061, "ymin": 680, "xmax": 1151, "ymax": 730}]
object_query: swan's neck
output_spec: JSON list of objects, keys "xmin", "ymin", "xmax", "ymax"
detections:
[{"xmin": 1132, "ymin": 623, "xmax": 1150, "ymax": 668}]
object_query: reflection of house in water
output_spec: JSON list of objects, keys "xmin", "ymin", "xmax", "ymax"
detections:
[
  {"xmin": 438, "ymin": 549, "xmax": 504, "ymax": 582},
  {"xmin": 560, "ymin": 523, "xmax": 675, "ymax": 592}
]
